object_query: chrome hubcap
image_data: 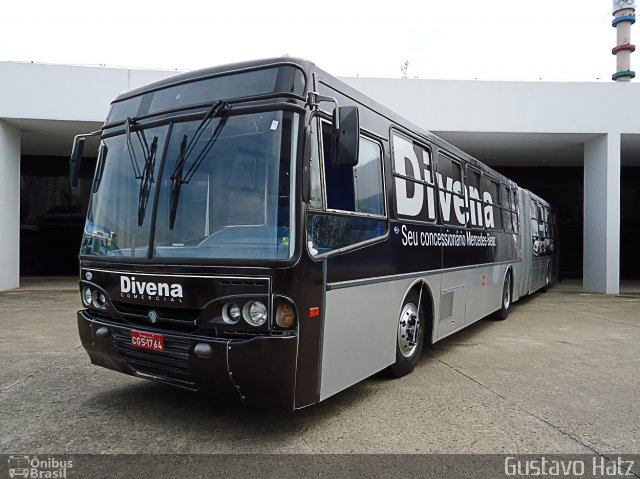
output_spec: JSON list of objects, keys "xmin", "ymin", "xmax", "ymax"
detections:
[{"xmin": 397, "ymin": 303, "xmax": 420, "ymax": 358}]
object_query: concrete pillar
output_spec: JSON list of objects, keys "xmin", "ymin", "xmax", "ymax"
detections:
[
  {"xmin": 583, "ymin": 133, "xmax": 620, "ymax": 294},
  {"xmin": 0, "ymin": 120, "xmax": 20, "ymax": 291}
]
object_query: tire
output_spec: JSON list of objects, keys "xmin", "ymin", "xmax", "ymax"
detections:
[
  {"xmin": 541, "ymin": 264, "xmax": 550, "ymax": 292},
  {"xmin": 387, "ymin": 292, "xmax": 425, "ymax": 378},
  {"xmin": 492, "ymin": 272, "xmax": 512, "ymax": 321}
]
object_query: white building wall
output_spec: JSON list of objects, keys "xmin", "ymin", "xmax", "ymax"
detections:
[
  {"xmin": 0, "ymin": 62, "xmax": 176, "ymax": 121},
  {"xmin": 584, "ymin": 134, "xmax": 621, "ymax": 294},
  {"xmin": 342, "ymin": 77, "xmax": 640, "ymax": 134},
  {"xmin": 345, "ymin": 76, "xmax": 637, "ymax": 295},
  {"xmin": 0, "ymin": 62, "xmax": 638, "ymax": 293},
  {"xmin": 0, "ymin": 63, "xmax": 180, "ymax": 291},
  {"xmin": 0, "ymin": 120, "xmax": 21, "ymax": 290}
]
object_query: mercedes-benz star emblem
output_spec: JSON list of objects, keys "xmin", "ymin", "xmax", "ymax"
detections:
[{"xmin": 148, "ymin": 310, "xmax": 158, "ymax": 324}]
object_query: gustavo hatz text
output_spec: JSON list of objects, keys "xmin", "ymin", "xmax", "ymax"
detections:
[{"xmin": 505, "ymin": 456, "xmax": 635, "ymax": 476}]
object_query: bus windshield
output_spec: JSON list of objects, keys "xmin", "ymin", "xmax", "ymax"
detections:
[{"xmin": 81, "ymin": 110, "xmax": 299, "ymax": 261}]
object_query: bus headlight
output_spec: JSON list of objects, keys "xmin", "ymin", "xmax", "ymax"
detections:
[
  {"xmin": 92, "ymin": 290, "xmax": 108, "ymax": 309},
  {"xmin": 82, "ymin": 287, "xmax": 92, "ymax": 307},
  {"xmin": 222, "ymin": 302, "xmax": 242, "ymax": 324},
  {"xmin": 244, "ymin": 301, "xmax": 267, "ymax": 326}
]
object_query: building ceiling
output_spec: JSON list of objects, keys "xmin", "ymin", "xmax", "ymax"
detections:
[
  {"xmin": 621, "ymin": 134, "xmax": 640, "ymax": 165},
  {"xmin": 7, "ymin": 118, "xmax": 101, "ymax": 156},
  {"xmin": 434, "ymin": 131, "xmax": 640, "ymax": 167},
  {"xmin": 7, "ymin": 118, "xmax": 640, "ymax": 166}
]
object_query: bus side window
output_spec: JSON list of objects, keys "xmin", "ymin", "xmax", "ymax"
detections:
[
  {"xmin": 511, "ymin": 189, "xmax": 519, "ymax": 233},
  {"xmin": 321, "ymin": 121, "xmax": 356, "ymax": 211},
  {"xmin": 307, "ymin": 122, "xmax": 387, "ymax": 256},
  {"xmin": 538, "ymin": 204, "xmax": 545, "ymax": 238},
  {"xmin": 481, "ymin": 175, "xmax": 501, "ymax": 231},
  {"xmin": 542, "ymin": 205, "xmax": 553, "ymax": 255},
  {"xmin": 309, "ymin": 118, "xmax": 323, "ymax": 209},
  {"xmin": 466, "ymin": 167, "xmax": 482, "ymax": 228},
  {"xmin": 548, "ymin": 210, "xmax": 555, "ymax": 253},
  {"xmin": 391, "ymin": 132, "xmax": 436, "ymax": 223},
  {"xmin": 354, "ymin": 138, "xmax": 385, "ymax": 215},
  {"xmin": 501, "ymin": 185, "xmax": 512, "ymax": 233},
  {"xmin": 319, "ymin": 121, "xmax": 385, "ymax": 216},
  {"xmin": 531, "ymin": 200, "xmax": 540, "ymax": 256},
  {"xmin": 436, "ymin": 154, "xmax": 466, "ymax": 227}
]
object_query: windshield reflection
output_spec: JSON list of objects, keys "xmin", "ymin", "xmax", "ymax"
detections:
[
  {"xmin": 81, "ymin": 110, "xmax": 298, "ymax": 261},
  {"xmin": 82, "ymin": 125, "xmax": 169, "ymax": 258}
]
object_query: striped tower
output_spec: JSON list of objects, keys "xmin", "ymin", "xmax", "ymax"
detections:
[{"xmin": 612, "ymin": 0, "xmax": 636, "ymax": 81}]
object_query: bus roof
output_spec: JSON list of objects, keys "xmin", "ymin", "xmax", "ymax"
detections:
[
  {"xmin": 111, "ymin": 56, "xmax": 518, "ymax": 190},
  {"xmin": 112, "ymin": 57, "xmax": 313, "ymax": 103}
]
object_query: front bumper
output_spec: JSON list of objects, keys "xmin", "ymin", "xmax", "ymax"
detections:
[{"xmin": 77, "ymin": 310, "xmax": 298, "ymax": 410}]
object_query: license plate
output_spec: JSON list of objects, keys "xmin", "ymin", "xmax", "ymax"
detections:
[{"xmin": 130, "ymin": 330, "xmax": 165, "ymax": 352}]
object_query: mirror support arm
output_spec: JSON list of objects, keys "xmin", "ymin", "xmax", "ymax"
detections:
[
  {"xmin": 307, "ymin": 91, "xmax": 338, "ymax": 109},
  {"xmin": 69, "ymin": 129, "xmax": 101, "ymax": 187},
  {"xmin": 306, "ymin": 91, "xmax": 359, "ymax": 167}
]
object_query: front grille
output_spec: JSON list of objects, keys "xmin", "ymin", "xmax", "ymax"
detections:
[
  {"xmin": 112, "ymin": 330, "xmax": 197, "ymax": 390},
  {"xmin": 112, "ymin": 302, "xmax": 200, "ymax": 333},
  {"xmin": 216, "ymin": 329, "xmax": 290, "ymax": 339}
]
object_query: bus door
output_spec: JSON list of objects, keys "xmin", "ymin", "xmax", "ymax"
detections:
[{"xmin": 306, "ymin": 117, "xmax": 391, "ymax": 400}]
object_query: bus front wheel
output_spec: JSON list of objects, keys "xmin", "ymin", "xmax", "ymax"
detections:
[{"xmin": 387, "ymin": 292, "xmax": 425, "ymax": 378}]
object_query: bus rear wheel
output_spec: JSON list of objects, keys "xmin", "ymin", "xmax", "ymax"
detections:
[
  {"xmin": 492, "ymin": 272, "xmax": 512, "ymax": 321},
  {"xmin": 541, "ymin": 263, "xmax": 551, "ymax": 292},
  {"xmin": 387, "ymin": 292, "xmax": 425, "ymax": 378}
]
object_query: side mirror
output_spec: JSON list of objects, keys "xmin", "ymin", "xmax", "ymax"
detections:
[
  {"xmin": 69, "ymin": 136, "xmax": 85, "ymax": 187},
  {"xmin": 331, "ymin": 106, "xmax": 359, "ymax": 168}
]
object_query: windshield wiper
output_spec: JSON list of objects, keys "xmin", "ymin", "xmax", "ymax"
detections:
[
  {"xmin": 168, "ymin": 134, "xmax": 188, "ymax": 231},
  {"xmin": 168, "ymin": 101, "xmax": 228, "ymax": 230},
  {"xmin": 124, "ymin": 117, "xmax": 159, "ymax": 227},
  {"xmin": 125, "ymin": 117, "xmax": 150, "ymax": 179},
  {"xmin": 137, "ymin": 135, "xmax": 158, "ymax": 227},
  {"xmin": 92, "ymin": 144, "xmax": 108, "ymax": 193}
]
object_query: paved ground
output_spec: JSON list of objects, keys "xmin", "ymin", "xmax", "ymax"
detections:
[{"xmin": 1, "ymin": 278, "xmax": 638, "ymax": 455}]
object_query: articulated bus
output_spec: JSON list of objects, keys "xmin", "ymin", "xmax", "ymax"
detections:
[{"xmin": 70, "ymin": 58, "xmax": 557, "ymax": 410}]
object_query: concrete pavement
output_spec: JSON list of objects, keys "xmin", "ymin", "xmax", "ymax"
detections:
[{"xmin": 1, "ymin": 279, "xmax": 638, "ymax": 454}]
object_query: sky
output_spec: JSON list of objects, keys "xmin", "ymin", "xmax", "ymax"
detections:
[{"xmin": 0, "ymin": 0, "xmax": 626, "ymax": 81}]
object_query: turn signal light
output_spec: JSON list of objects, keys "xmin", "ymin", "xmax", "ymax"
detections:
[{"xmin": 276, "ymin": 303, "xmax": 296, "ymax": 328}]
